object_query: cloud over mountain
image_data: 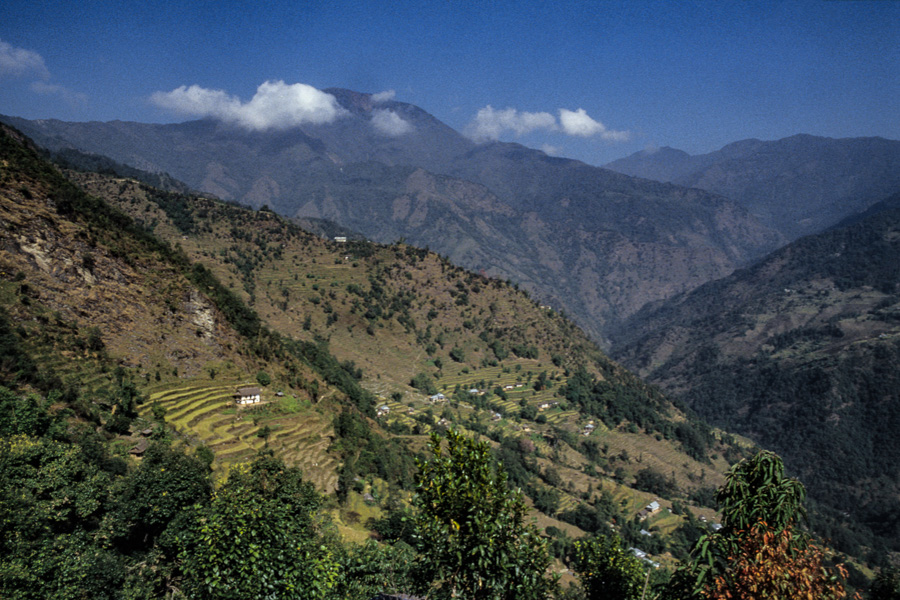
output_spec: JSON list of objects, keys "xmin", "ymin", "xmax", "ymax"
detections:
[
  {"xmin": 371, "ymin": 108, "xmax": 413, "ymax": 136},
  {"xmin": 465, "ymin": 106, "xmax": 556, "ymax": 140},
  {"xmin": 466, "ymin": 104, "xmax": 629, "ymax": 142},
  {"xmin": 0, "ymin": 39, "xmax": 50, "ymax": 79},
  {"xmin": 151, "ymin": 80, "xmax": 348, "ymax": 130},
  {"xmin": 559, "ymin": 108, "xmax": 629, "ymax": 140},
  {"xmin": 371, "ymin": 90, "xmax": 396, "ymax": 103}
]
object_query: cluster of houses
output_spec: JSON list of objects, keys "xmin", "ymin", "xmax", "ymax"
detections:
[{"xmin": 630, "ymin": 502, "xmax": 664, "ymax": 568}]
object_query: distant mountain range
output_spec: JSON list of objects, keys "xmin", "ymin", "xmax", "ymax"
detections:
[
  {"xmin": 610, "ymin": 194, "xmax": 900, "ymax": 556},
  {"xmin": 0, "ymin": 92, "xmax": 784, "ymax": 345},
  {"xmin": 5, "ymin": 95, "xmax": 899, "ymax": 347},
  {"xmin": 606, "ymin": 135, "xmax": 900, "ymax": 240}
]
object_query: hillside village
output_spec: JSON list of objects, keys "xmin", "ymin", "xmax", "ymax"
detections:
[{"xmin": 2, "ymin": 86, "xmax": 899, "ymax": 600}]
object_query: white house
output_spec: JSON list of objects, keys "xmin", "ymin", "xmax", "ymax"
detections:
[{"xmin": 234, "ymin": 386, "xmax": 262, "ymax": 404}]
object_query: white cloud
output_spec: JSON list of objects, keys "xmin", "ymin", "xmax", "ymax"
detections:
[
  {"xmin": 466, "ymin": 104, "xmax": 630, "ymax": 143},
  {"xmin": 0, "ymin": 39, "xmax": 50, "ymax": 79},
  {"xmin": 371, "ymin": 90, "xmax": 396, "ymax": 103},
  {"xmin": 150, "ymin": 80, "xmax": 348, "ymax": 130},
  {"xmin": 30, "ymin": 81, "xmax": 88, "ymax": 106},
  {"xmin": 559, "ymin": 108, "xmax": 629, "ymax": 141},
  {"xmin": 371, "ymin": 109, "xmax": 413, "ymax": 136},
  {"xmin": 466, "ymin": 105, "xmax": 557, "ymax": 141}
]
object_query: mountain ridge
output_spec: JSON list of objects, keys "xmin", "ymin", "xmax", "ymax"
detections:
[
  {"xmin": 606, "ymin": 135, "xmax": 900, "ymax": 240},
  {"xmin": 0, "ymin": 95, "xmax": 784, "ymax": 346}
]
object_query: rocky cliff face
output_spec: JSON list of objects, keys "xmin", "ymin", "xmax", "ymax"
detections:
[{"xmin": 0, "ymin": 125, "xmax": 250, "ymax": 378}]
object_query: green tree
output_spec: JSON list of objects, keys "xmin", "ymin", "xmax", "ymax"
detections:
[
  {"xmin": 0, "ymin": 436, "xmax": 119, "ymax": 600},
  {"xmin": 256, "ymin": 371, "xmax": 271, "ymax": 386},
  {"xmin": 410, "ymin": 372, "xmax": 438, "ymax": 395},
  {"xmin": 177, "ymin": 453, "xmax": 338, "ymax": 599},
  {"xmin": 670, "ymin": 450, "xmax": 852, "ymax": 599},
  {"xmin": 334, "ymin": 539, "xmax": 417, "ymax": 599},
  {"xmin": 111, "ymin": 442, "xmax": 212, "ymax": 548},
  {"xmin": 411, "ymin": 429, "xmax": 556, "ymax": 599},
  {"xmin": 0, "ymin": 387, "xmax": 53, "ymax": 437},
  {"xmin": 573, "ymin": 533, "xmax": 647, "ymax": 600},
  {"xmin": 449, "ymin": 347, "xmax": 465, "ymax": 363}
]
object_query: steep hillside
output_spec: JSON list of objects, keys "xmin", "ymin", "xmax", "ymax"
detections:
[
  {"xmin": 1, "ymin": 124, "xmax": 755, "ymax": 569},
  {"xmin": 606, "ymin": 135, "xmax": 900, "ymax": 240},
  {"xmin": 610, "ymin": 196, "xmax": 900, "ymax": 560},
  {"xmin": 0, "ymin": 95, "xmax": 783, "ymax": 345},
  {"xmin": 0, "ymin": 124, "xmax": 408, "ymax": 492},
  {"xmin": 66, "ymin": 167, "xmax": 757, "ymax": 559}
]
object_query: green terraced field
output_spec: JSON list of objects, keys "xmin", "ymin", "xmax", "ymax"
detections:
[{"xmin": 141, "ymin": 380, "xmax": 339, "ymax": 492}]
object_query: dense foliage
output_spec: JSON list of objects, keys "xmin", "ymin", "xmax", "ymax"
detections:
[
  {"xmin": 613, "ymin": 200, "xmax": 900, "ymax": 561},
  {"xmin": 683, "ymin": 340, "xmax": 900, "ymax": 559},
  {"xmin": 0, "ymin": 389, "xmax": 868, "ymax": 599},
  {"xmin": 411, "ymin": 430, "xmax": 556, "ymax": 599},
  {"xmin": 562, "ymin": 367, "xmax": 716, "ymax": 461},
  {"xmin": 573, "ymin": 534, "xmax": 647, "ymax": 600},
  {"xmin": 674, "ymin": 451, "xmax": 853, "ymax": 600}
]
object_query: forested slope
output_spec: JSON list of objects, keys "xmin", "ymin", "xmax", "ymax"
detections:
[{"xmin": 612, "ymin": 195, "xmax": 900, "ymax": 562}]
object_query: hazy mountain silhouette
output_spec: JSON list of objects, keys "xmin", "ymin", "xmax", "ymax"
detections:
[{"xmin": 606, "ymin": 135, "xmax": 900, "ymax": 240}]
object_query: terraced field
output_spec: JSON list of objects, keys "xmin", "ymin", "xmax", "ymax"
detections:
[{"xmin": 142, "ymin": 381, "xmax": 339, "ymax": 492}]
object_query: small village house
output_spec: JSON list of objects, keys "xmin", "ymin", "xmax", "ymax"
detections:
[{"xmin": 234, "ymin": 386, "xmax": 262, "ymax": 404}]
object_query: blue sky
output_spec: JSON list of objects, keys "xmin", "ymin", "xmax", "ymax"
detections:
[{"xmin": 1, "ymin": 0, "xmax": 897, "ymax": 165}]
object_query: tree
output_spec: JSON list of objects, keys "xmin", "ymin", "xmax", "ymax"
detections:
[
  {"xmin": 410, "ymin": 372, "xmax": 438, "ymax": 395},
  {"xmin": 177, "ymin": 453, "xmax": 338, "ymax": 599},
  {"xmin": 412, "ymin": 429, "xmax": 556, "ymax": 599},
  {"xmin": 334, "ymin": 539, "xmax": 417, "ymax": 599},
  {"xmin": 673, "ymin": 450, "xmax": 854, "ymax": 600},
  {"xmin": 255, "ymin": 371, "xmax": 271, "ymax": 386},
  {"xmin": 111, "ymin": 442, "xmax": 211, "ymax": 549},
  {"xmin": 0, "ymin": 387, "xmax": 53, "ymax": 436},
  {"xmin": 0, "ymin": 435, "xmax": 121, "ymax": 600},
  {"xmin": 572, "ymin": 533, "xmax": 647, "ymax": 600},
  {"xmin": 704, "ymin": 524, "xmax": 853, "ymax": 600}
]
